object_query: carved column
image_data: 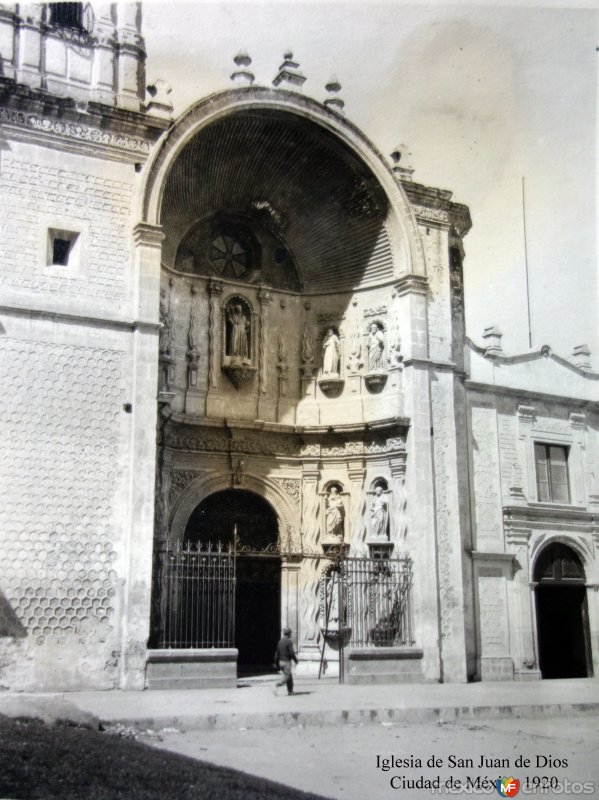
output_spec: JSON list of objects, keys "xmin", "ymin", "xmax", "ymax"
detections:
[
  {"xmin": 298, "ymin": 461, "xmax": 322, "ymax": 660},
  {"xmin": 207, "ymin": 279, "xmax": 223, "ymax": 390},
  {"xmin": 258, "ymin": 287, "xmax": 272, "ymax": 394},
  {"xmin": 346, "ymin": 460, "xmax": 365, "ymax": 552},
  {"xmin": 185, "ymin": 284, "xmax": 203, "ymax": 415},
  {"xmin": 505, "ymin": 527, "xmax": 541, "ymax": 681},
  {"xmin": 389, "ymin": 453, "xmax": 408, "ymax": 543},
  {"xmin": 257, "ymin": 287, "xmax": 273, "ymax": 419},
  {"xmin": 276, "ymin": 332, "xmax": 290, "ymax": 422}
]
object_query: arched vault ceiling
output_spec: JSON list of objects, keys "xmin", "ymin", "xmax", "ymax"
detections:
[{"xmin": 160, "ymin": 110, "xmax": 396, "ymax": 292}]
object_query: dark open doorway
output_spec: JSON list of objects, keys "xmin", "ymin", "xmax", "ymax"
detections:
[
  {"xmin": 185, "ymin": 489, "xmax": 281, "ymax": 673},
  {"xmin": 534, "ymin": 543, "xmax": 593, "ymax": 679}
]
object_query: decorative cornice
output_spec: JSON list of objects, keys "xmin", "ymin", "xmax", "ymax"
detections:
[
  {"xmin": 0, "ymin": 104, "xmax": 152, "ymax": 157},
  {"xmin": 133, "ymin": 223, "xmax": 165, "ymax": 247},
  {"xmin": 0, "ymin": 79, "xmax": 169, "ymax": 160},
  {"xmin": 503, "ymin": 504, "xmax": 598, "ymax": 528},
  {"xmin": 394, "ymin": 274, "xmax": 429, "ymax": 296},
  {"xmin": 471, "ymin": 551, "xmax": 516, "ymax": 564},
  {"xmin": 465, "ymin": 380, "xmax": 599, "ymax": 411}
]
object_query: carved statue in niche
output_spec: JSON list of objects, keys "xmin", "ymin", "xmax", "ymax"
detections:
[
  {"xmin": 322, "ymin": 328, "xmax": 340, "ymax": 375},
  {"xmin": 325, "ymin": 485, "xmax": 345, "ymax": 540},
  {"xmin": 369, "ymin": 483, "xmax": 390, "ymax": 540},
  {"xmin": 367, "ymin": 321, "xmax": 385, "ymax": 372},
  {"xmin": 226, "ymin": 300, "xmax": 250, "ymax": 361}
]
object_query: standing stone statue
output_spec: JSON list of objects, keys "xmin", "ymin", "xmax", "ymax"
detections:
[
  {"xmin": 325, "ymin": 486, "xmax": 345, "ymax": 539},
  {"xmin": 322, "ymin": 328, "xmax": 340, "ymax": 375},
  {"xmin": 370, "ymin": 485, "xmax": 389, "ymax": 539},
  {"xmin": 227, "ymin": 303, "xmax": 250, "ymax": 360},
  {"xmin": 367, "ymin": 322, "xmax": 385, "ymax": 372}
]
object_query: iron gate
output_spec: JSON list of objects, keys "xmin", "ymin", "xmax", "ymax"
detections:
[
  {"xmin": 151, "ymin": 542, "xmax": 235, "ymax": 648},
  {"xmin": 151, "ymin": 543, "xmax": 414, "ymax": 655},
  {"xmin": 320, "ymin": 555, "xmax": 414, "ymax": 648}
]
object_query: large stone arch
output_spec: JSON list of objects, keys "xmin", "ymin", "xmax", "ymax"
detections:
[
  {"xmin": 169, "ymin": 471, "xmax": 300, "ymax": 549},
  {"xmin": 137, "ymin": 86, "xmax": 426, "ymax": 279}
]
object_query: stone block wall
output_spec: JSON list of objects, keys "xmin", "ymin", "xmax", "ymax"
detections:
[
  {"xmin": 0, "ymin": 324, "xmax": 129, "ymax": 689},
  {"xmin": 0, "ymin": 143, "xmax": 135, "ymax": 317},
  {"xmin": 0, "ymin": 131, "xmax": 159, "ymax": 689}
]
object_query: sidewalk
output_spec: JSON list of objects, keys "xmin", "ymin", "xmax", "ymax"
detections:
[{"xmin": 1, "ymin": 676, "xmax": 597, "ymax": 732}]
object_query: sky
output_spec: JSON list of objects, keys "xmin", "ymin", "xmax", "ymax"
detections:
[{"xmin": 141, "ymin": 1, "xmax": 598, "ymax": 361}]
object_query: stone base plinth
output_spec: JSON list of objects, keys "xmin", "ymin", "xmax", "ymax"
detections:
[
  {"xmin": 345, "ymin": 647, "xmax": 424, "ymax": 684},
  {"xmin": 146, "ymin": 648, "xmax": 238, "ymax": 689},
  {"xmin": 513, "ymin": 669, "xmax": 542, "ymax": 682},
  {"xmin": 478, "ymin": 656, "xmax": 514, "ymax": 681}
]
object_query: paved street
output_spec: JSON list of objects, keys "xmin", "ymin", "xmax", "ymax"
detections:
[{"xmin": 141, "ymin": 715, "xmax": 599, "ymax": 800}]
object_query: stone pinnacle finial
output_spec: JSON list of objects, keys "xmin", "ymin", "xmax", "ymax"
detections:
[
  {"xmin": 324, "ymin": 75, "xmax": 344, "ymax": 113},
  {"xmin": 482, "ymin": 326, "xmax": 504, "ymax": 357},
  {"xmin": 231, "ymin": 51, "xmax": 255, "ymax": 85},
  {"xmin": 144, "ymin": 79, "xmax": 174, "ymax": 119},
  {"xmin": 390, "ymin": 144, "xmax": 415, "ymax": 182},
  {"xmin": 572, "ymin": 344, "xmax": 592, "ymax": 371},
  {"xmin": 272, "ymin": 51, "xmax": 306, "ymax": 90}
]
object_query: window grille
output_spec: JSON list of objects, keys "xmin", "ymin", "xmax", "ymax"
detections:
[{"xmin": 49, "ymin": 3, "xmax": 84, "ymax": 30}]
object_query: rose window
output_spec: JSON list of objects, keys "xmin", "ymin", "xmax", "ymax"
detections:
[{"xmin": 210, "ymin": 234, "xmax": 248, "ymax": 278}]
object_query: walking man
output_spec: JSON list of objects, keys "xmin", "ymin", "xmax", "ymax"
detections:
[{"xmin": 273, "ymin": 627, "xmax": 298, "ymax": 695}]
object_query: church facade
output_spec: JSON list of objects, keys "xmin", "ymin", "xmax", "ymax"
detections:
[{"xmin": 0, "ymin": 3, "xmax": 597, "ymax": 691}]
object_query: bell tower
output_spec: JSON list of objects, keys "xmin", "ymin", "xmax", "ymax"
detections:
[{"xmin": 0, "ymin": 2, "xmax": 146, "ymax": 110}]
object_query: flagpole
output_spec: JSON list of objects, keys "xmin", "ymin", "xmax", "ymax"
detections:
[{"xmin": 522, "ymin": 177, "xmax": 533, "ymax": 349}]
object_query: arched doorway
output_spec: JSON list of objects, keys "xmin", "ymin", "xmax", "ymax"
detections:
[
  {"xmin": 534, "ymin": 542, "xmax": 593, "ymax": 679},
  {"xmin": 185, "ymin": 489, "xmax": 281, "ymax": 673}
]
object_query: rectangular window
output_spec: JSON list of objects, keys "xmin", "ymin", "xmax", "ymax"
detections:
[
  {"xmin": 49, "ymin": 3, "xmax": 84, "ymax": 30},
  {"xmin": 534, "ymin": 443, "xmax": 570, "ymax": 503},
  {"xmin": 47, "ymin": 228, "xmax": 80, "ymax": 268}
]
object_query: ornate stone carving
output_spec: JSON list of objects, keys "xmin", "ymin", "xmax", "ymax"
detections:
[
  {"xmin": 165, "ymin": 429, "xmax": 301, "ymax": 457},
  {"xmin": 412, "ymin": 204, "xmax": 449, "ymax": 225},
  {"xmin": 344, "ymin": 176, "xmax": 384, "ymax": 219},
  {"xmin": 169, "ymin": 469, "xmax": 201, "ymax": 503},
  {"xmin": 187, "ymin": 285, "xmax": 201, "ymax": 387},
  {"xmin": 231, "ymin": 456, "xmax": 246, "ymax": 486},
  {"xmin": 159, "ymin": 282, "xmax": 176, "ymax": 392},
  {"xmin": 277, "ymin": 334, "xmax": 289, "ymax": 397},
  {"xmin": 363, "ymin": 305, "xmax": 387, "ymax": 318},
  {"xmin": 207, "ymin": 279, "xmax": 223, "ymax": 389},
  {"xmin": 301, "ymin": 324, "xmax": 315, "ymax": 365},
  {"xmin": 0, "ymin": 107, "xmax": 151, "ymax": 154},
  {"xmin": 277, "ymin": 478, "xmax": 301, "ymax": 507},
  {"xmin": 449, "ymin": 246, "xmax": 464, "ymax": 319}
]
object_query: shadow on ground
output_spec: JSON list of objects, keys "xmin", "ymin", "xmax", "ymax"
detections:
[{"xmin": 0, "ymin": 715, "xmax": 328, "ymax": 800}]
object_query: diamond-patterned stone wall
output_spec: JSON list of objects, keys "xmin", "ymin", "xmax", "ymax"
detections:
[{"xmin": 0, "ymin": 336, "xmax": 125, "ymax": 689}]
